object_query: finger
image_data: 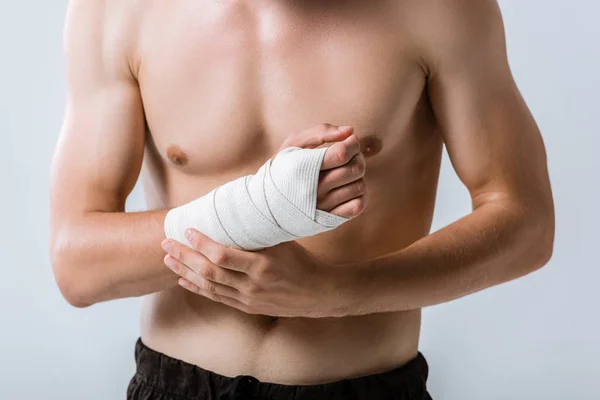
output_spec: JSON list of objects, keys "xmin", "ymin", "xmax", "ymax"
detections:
[
  {"xmin": 163, "ymin": 246, "xmax": 246, "ymax": 289},
  {"xmin": 318, "ymin": 152, "xmax": 366, "ymax": 193},
  {"xmin": 317, "ymin": 178, "xmax": 367, "ymax": 212},
  {"xmin": 162, "ymin": 238, "xmax": 243, "ymax": 287},
  {"xmin": 178, "ymin": 278, "xmax": 253, "ymax": 313},
  {"xmin": 329, "ymin": 195, "xmax": 368, "ymax": 219},
  {"xmin": 185, "ymin": 229, "xmax": 252, "ymax": 273},
  {"xmin": 162, "ymin": 238, "xmax": 210, "ymax": 272},
  {"xmin": 281, "ymin": 124, "xmax": 354, "ymax": 150},
  {"xmin": 165, "ymin": 255, "xmax": 243, "ymax": 298},
  {"xmin": 321, "ymin": 134, "xmax": 361, "ymax": 170}
]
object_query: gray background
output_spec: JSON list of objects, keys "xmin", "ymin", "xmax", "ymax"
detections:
[{"xmin": 1, "ymin": 1, "xmax": 598, "ymax": 399}]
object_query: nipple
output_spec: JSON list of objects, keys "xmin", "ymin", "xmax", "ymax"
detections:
[
  {"xmin": 360, "ymin": 135, "xmax": 383, "ymax": 157},
  {"xmin": 167, "ymin": 145, "xmax": 189, "ymax": 166}
]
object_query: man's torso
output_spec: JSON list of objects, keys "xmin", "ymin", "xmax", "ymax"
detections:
[{"xmin": 115, "ymin": 0, "xmax": 442, "ymax": 384}]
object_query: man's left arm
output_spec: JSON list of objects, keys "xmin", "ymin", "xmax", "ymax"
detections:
[
  {"xmin": 160, "ymin": 0, "xmax": 554, "ymax": 318},
  {"xmin": 348, "ymin": 0, "xmax": 555, "ymax": 315}
]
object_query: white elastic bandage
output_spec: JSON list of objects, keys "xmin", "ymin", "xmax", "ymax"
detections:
[{"xmin": 164, "ymin": 146, "xmax": 349, "ymax": 251}]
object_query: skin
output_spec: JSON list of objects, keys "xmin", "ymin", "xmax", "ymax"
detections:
[{"xmin": 50, "ymin": 0, "xmax": 554, "ymax": 386}]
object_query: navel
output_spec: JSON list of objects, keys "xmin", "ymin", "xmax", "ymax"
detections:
[
  {"xmin": 360, "ymin": 135, "xmax": 383, "ymax": 157},
  {"xmin": 167, "ymin": 145, "xmax": 189, "ymax": 166}
]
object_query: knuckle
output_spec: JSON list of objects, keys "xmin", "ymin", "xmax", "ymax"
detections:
[
  {"xmin": 254, "ymin": 264, "xmax": 266, "ymax": 279},
  {"xmin": 355, "ymin": 179, "xmax": 366, "ymax": 194},
  {"xmin": 202, "ymin": 267, "xmax": 215, "ymax": 281},
  {"xmin": 245, "ymin": 283, "xmax": 258, "ymax": 296},
  {"xmin": 244, "ymin": 295, "xmax": 256, "ymax": 307},
  {"xmin": 336, "ymin": 147, "xmax": 349, "ymax": 164},
  {"xmin": 351, "ymin": 162, "xmax": 359, "ymax": 177},
  {"xmin": 257, "ymin": 263, "xmax": 274, "ymax": 280},
  {"xmin": 242, "ymin": 295, "xmax": 252, "ymax": 307},
  {"xmin": 318, "ymin": 123, "xmax": 333, "ymax": 131},
  {"xmin": 205, "ymin": 280, "xmax": 217, "ymax": 293},
  {"xmin": 189, "ymin": 236, "xmax": 201, "ymax": 249},
  {"xmin": 351, "ymin": 155, "xmax": 366, "ymax": 176},
  {"xmin": 213, "ymin": 251, "xmax": 228, "ymax": 266},
  {"xmin": 173, "ymin": 247, "xmax": 183, "ymax": 262},
  {"xmin": 210, "ymin": 292, "xmax": 221, "ymax": 302}
]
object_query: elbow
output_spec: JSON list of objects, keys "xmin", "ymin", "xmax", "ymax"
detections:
[
  {"xmin": 524, "ymin": 206, "xmax": 555, "ymax": 273},
  {"xmin": 50, "ymin": 234, "xmax": 96, "ymax": 308},
  {"xmin": 537, "ymin": 226, "xmax": 554, "ymax": 269}
]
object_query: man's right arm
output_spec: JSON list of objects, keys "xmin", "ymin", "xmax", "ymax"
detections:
[
  {"xmin": 50, "ymin": 2, "xmax": 367, "ymax": 308},
  {"xmin": 50, "ymin": 1, "xmax": 177, "ymax": 308}
]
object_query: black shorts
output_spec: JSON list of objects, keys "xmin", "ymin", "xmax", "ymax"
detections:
[{"xmin": 127, "ymin": 338, "xmax": 432, "ymax": 400}]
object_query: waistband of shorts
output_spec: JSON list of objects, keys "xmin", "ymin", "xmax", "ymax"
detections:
[{"xmin": 132, "ymin": 337, "xmax": 429, "ymax": 399}]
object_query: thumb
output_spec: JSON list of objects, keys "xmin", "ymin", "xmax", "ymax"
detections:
[{"xmin": 280, "ymin": 124, "xmax": 354, "ymax": 151}]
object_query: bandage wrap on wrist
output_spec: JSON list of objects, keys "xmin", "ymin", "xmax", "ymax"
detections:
[{"xmin": 164, "ymin": 146, "xmax": 350, "ymax": 251}]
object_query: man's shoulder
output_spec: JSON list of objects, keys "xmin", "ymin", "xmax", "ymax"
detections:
[
  {"xmin": 65, "ymin": 0, "xmax": 145, "ymax": 79},
  {"xmin": 402, "ymin": 0, "xmax": 501, "ymax": 42},
  {"xmin": 399, "ymin": 0, "xmax": 505, "ymax": 74},
  {"xmin": 68, "ymin": 0, "xmax": 145, "ymax": 38}
]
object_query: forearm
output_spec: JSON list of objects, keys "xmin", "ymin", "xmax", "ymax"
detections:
[
  {"xmin": 349, "ymin": 201, "xmax": 554, "ymax": 315},
  {"xmin": 51, "ymin": 209, "xmax": 176, "ymax": 307},
  {"xmin": 52, "ymin": 144, "xmax": 335, "ymax": 307}
]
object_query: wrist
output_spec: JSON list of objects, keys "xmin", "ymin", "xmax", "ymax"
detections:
[{"xmin": 329, "ymin": 258, "xmax": 378, "ymax": 317}]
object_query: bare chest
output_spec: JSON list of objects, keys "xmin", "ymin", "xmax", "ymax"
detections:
[{"xmin": 136, "ymin": 0, "xmax": 428, "ymax": 177}]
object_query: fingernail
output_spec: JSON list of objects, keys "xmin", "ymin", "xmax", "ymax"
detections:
[
  {"xmin": 162, "ymin": 240, "xmax": 172, "ymax": 252},
  {"xmin": 338, "ymin": 125, "xmax": 353, "ymax": 132},
  {"xmin": 179, "ymin": 279, "xmax": 188, "ymax": 288},
  {"xmin": 185, "ymin": 229, "xmax": 194, "ymax": 241},
  {"xmin": 165, "ymin": 256, "xmax": 175, "ymax": 268}
]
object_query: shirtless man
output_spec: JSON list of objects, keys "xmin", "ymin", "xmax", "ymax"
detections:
[{"xmin": 50, "ymin": 0, "xmax": 555, "ymax": 399}]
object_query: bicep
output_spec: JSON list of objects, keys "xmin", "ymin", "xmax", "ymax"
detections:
[
  {"xmin": 51, "ymin": 1, "xmax": 145, "ymax": 222},
  {"xmin": 425, "ymin": 1, "xmax": 550, "ymax": 208}
]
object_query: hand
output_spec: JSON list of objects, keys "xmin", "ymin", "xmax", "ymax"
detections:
[
  {"xmin": 280, "ymin": 123, "xmax": 368, "ymax": 218},
  {"xmin": 161, "ymin": 229, "xmax": 355, "ymax": 318}
]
